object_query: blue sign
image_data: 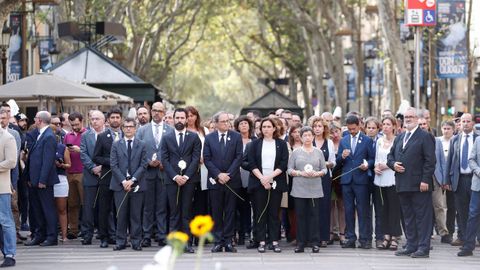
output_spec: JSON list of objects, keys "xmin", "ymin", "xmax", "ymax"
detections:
[{"xmin": 424, "ymin": 10, "xmax": 436, "ymax": 24}]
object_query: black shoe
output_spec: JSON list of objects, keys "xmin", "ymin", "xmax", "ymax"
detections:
[
  {"xmin": 395, "ymin": 249, "xmax": 415, "ymax": 256},
  {"xmin": 132, "ymin": 245, "xmax": 142, "ymax": 251},
  {"xmin": 40, "ymin": 239, "xmax": 58, "ymax": 246},
  {"xmin": 312, "ymin": 245, "xmax": 320, "ymax": 253},
  {"xmin": 441, "ymin": 235, "xmax": 453, "ymax": 244},
  {"xmin": 142, "ymin": 239, "xmax": 151, "ymax": 248},
  {"xmin": 100, "ymin": 240, "xmax": 109, "ymax": 248},
  {"xmin": 108, "ymin": 238, "xmax": 116, "ymax": 245},
  {"xmin": 320, "ymin": 241, "xmax": 328, "ymax": 248},
  {"xmin": 24, "ymin": 238, "xmax": 44, "ymax": 246},
  {"xmin": 272, "ymin": 243, "xmax": 281, "ymax": 253},
  {"xmin": 113, "ymin": 245, "xmax": 126, "ymax": 251},
  {"xmin": 211, "ymin": 244, "xmax": 223, "ymax": 253},
  {"xmin": 246, "ymin": 241, "xmax": 259, "ymax": 249},
  {"xmin": 359, "ymin": 242, "xmax": 372, "ymax": 249},
  {"xmin": 225, "ymin": 243, "xmax": 237, "ymax": 253},
  {"xmin": 410, "ymin": 250, "xmax": 429, "ymax": 258},
  {"xmin": 66, "ymin": 233, "xmax": 77, "ymax": 240},
  {"xmin": 458, "ymin": 250, "xmax": 473, "ymax": 257},
  {"xmin": 257, "ymin": 243, "xmax": 266, "ymax": 253},
  {"xmin": 184, "ymin": 245, "xmax": 195, "ymax": 253},
  {"xmin": 158, "ymin": 239, "xmax": 167, "ymax": 247},
  {"xmin": 0, "ymin": 257, "xmax": 15, "ymax": 267},
  {"xmin": 82, "ymin": 238, "xmax": 92, "ymax": 245},
  {"xmin": 16, "ymin": 232, "xmax": 27, "ymax": 241},
  {"xmin": 294, "ymin": 246, "xmax": 305, "ymax": 253},
  {"xmin": 341, "ymin": 240, "xmax": 356, "ymax": 248}
]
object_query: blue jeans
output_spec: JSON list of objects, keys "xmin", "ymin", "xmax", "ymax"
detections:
[
  {"xmin": 463, "ymin": 190, "xmax": 480, "ymax": 251},
  {"xmin": 0, "ymin": 194, "xmax": 16, "ymax": 256}
]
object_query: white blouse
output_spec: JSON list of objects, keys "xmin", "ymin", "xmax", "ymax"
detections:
[{"xmin": 261, "ymin": 139, "xmax": 276, "ymax": 180}]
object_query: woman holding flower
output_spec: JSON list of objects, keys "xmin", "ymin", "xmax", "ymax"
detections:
[
  {"xmin": 287, "ymin": 126, "xmax": 327, "ymax": 253},
  {"xmin": 247, "ymin": 118, "xmax": 288, "ymax": 253}
]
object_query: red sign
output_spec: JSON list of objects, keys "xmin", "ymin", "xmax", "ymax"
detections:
[{"xmin": 405, "ymin": 0, "xmax": 437, "ymax": 26}]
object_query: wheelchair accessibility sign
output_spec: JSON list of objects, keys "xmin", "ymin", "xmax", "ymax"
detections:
[
  {"xmin": 424, "ymin": 10, "xmax": 436, "ymax": 25},
  {"xmin": 405, "ymin": 0, "xmax": 437, "ymax": 27}
]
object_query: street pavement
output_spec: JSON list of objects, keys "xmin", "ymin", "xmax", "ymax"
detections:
[{"xmin": 11, "ymin": 236, "xmax": 480, "ymax": 270}]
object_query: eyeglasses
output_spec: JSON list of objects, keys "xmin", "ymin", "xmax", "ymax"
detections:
[
  {"xmin": 123, "ymin": 125, "xmax": 136, "ymax": 129},
  {"xmin": 218, "ymin": 120, "xmax": 230, "ymax": 124},
  {"xmin": 52, "ymin": 122, "xmax": 61, "ymax": 126}
]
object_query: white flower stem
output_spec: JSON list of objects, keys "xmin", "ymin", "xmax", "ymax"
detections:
[{"xmin": 195, "ymin": 236, "xmax": 206, "ymax": 270}]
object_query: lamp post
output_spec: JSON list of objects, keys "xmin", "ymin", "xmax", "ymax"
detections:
[
  {"xmin": 344, "ymin": 58, "xmax": 353, "ymax": 113},
  {"xmin": 406, "ymin": 37, "xmax": 415, "ymax": 107},
  {"xmin": 364, "ymin": 50, "xmax": 375, "ymax": 116},
  {"xmin": 1, "ymin": 25, "xmax": 11, "ymax": 85}
]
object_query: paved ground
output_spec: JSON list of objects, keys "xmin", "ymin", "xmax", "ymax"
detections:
[{"xmin": 10, "ymin": 236, "xmax": 480, "ymax": 270}]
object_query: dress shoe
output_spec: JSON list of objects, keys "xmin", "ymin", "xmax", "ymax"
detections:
[
  {"xmin": 211, "ymin": 244, "xmax": 223, "ymax": 253},
  {"xmin": 20, "ymin": 223, "xmax": 29, "ymax": 231},
  {"xmin": 16, "ymin": 232, "xmax": 27, "ymax": 241},
  {"xmin": 66, "ymin": 233, "xmax": 78, "ymax": 240},
  {"xmin": 132, "ymin": 245, "xmax": 142, "ymax": 251},
  {"xmin": 312, "ymin": 245, "xmax": 320, "ymax": 253},
  {"xmin": 40, "ymin": 240, "xmax": 58, "ymax": 246},
  {"xmin": 142, "ymin": 239, "xmax": 151, "ymax": 247},
  {"xmin": 451, "ymin": 239, "xmax": 464, "ymax": 246},
  {"xmin": 395, "ymin": 249, "xmax": 415, "ymax": 256},
  {"xmin": 246, "ymin": 241, "xmax": 259, "ymax": 249},
  {"xmin": 82, "ymin": 239, "xmax": 92, "ymax": 245},
  {"xmin": 224, "ymin": 243, "xmax": 237, "ymax": 253},
  {"xmin": 294, "ymin": 246, "xmax": 305, "ymax": 253},
  {"xmin": 108, "ymin": 238, "xmax": 116, "ymax": 245},
  {"xmin": 158, "ymin": 239, "xmax": 167, "ymax": 247},
  {"xmin": 113, "ymin": 245, "xmax": 126, "ymax": 251},
  {"xmin": 441, "ymin": 235, "xmax": 452, "ymax": 244},
  {"xmin": 457, "ymin": 250, "xmax": 473, "ymax": 256},
  {"xmin": 410, "ymin": 250, "xmax": 429, "ymax": 258},
  {"xmin": 100, "ymin": 240, "xmax": 109, "ymax": 248},
  {"xmin": 24, "ymin": 238, "xmax": 44, "ymax": 246},
  {"xmin": 184, "ymin": 245, "xmax": 195, "ymax": 253},
  {"xmin": 359, "ymin": 242, "xmax": 372, "ymax": 249},
  {"xmin": 0, "ymin": 257, "xmax": 15, "ymax": 267},
  {"xmin": 341, "ymin": 240, "xmax": 356, "ymax": 248}
]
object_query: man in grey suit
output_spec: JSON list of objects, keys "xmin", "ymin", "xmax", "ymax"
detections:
[
  {"xmin": 110, "ymin": 118, "xmax": 148, "ymax": 251},
  {"xmin": 136, "ymin": 102, "xmax": 173, "ymax": 247},
  {"xmin": 445, "ymin": 113, "xmax": 478, "ymax": 246},
  {"xmin": 458, "ymin": 136, "xmax": 480, "ymax": 256},
  {"xmin": 79, "ymin": 110, "xmax": 105, "ymax": 245}
]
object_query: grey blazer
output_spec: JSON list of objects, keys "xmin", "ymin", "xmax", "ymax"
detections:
[
  {"xmin": 136, "ymin": 122, "xmax": 173, "ymax": 180},
  {"xmin": 445, "ymin": 132, "xmax": 479, "ymax": 191},
  {"xmin": 110, "ymin": 138, "xmax": 148, "ymax": 192},
  {"xmin": 80, "ymin": 128, "xmax": 100, "ymax": 187},
  {"xmin": 434, "ymin": 137, "xmax": 447, "ymax": 185},
  {"xmin": 468, "ymin": 136, "xmax": 480, "ymax": 192}
]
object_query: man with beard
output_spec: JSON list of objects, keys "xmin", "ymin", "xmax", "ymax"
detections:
[
  {"xmin": 160, "ymin": 108, "xmax": 201, "ymax": 253},
  {"xmin": 387, "ymin": 107, "xmax": 436, "ymax": 258},
  {"xmin": 93, "ymin": 107, "xmax": 123, "ymax": 248},
  {"xmin": 137, "ymin": 107, "xmax": 150, "ymax": 127}
]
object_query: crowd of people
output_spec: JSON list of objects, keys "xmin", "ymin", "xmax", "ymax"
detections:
[{"xmin": 1, "ymin": 101, "xmax": 480, "ymax": 267}]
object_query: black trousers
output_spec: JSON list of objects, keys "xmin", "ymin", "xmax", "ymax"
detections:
[
  {"xmin": 445, "ymin": 189, "xmax": 456, "ymax": 236},
  {"xmin": 81, "ymin": 186, "xmax": 97, "ymax": 240},
  {"xmin": 30, "ymin": 186, "xmax": 57, "ymax": 241},
  {"xmin": 166, "ymin": 183, "xmax": 195, "ymax": 236},
  {"xmin": 455, "ymin": 174, "xmax": 472, "ymax": 241},
  {"xmin": 375, "ymin": 186, "xmax": 402, "ymax": 236},
  {"xmin": 318, "ymin": 175, "xmax": 332, "ymax": 241},
  {"xmin": 97, "ymin": 183, "xmax": 114, "ymax": 241},
  {"xmin": 251, "ymin": 188, "xmax": 282, "ymax": 243},
  {"xmin": 209, "ymin": 186, "xmax": 238, "ymax": 245},
  {"xmin": 143, "ymin": 178, "xmax": 168, "ymax": 241},
  {"xmin": 398, "ymin": 191, "xmax": 433, "ymax": 253},
  {"xmin": 114, "ymin": 190, "xmax": 144, "ymax": 247},
  {"xmin": 236, "ymin": 187, "xmax": 252, "ymax": 239},
  {"xmin": 295, "ymin": 197, "xmax": 320, "ymax": 246}
]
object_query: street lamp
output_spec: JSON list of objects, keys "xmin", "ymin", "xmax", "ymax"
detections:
[
  {"xmin": 1, "ymin": 24, "xmax": 11, "ymax": 85},
  {"xmin": 364, "ymin": 49, "xmax": 375, "ymax": 116},
  {"xmin": 344, "ymin": 58, "xmax": 353, "ymax": 113},
  {"xmin": 406, "ymin": 37, "xmax": 415, "ymax": 107}
]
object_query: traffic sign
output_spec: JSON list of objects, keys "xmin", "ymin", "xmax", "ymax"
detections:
[{"xmin": 405, "ymin": 0, "xmax": 437, "ymax": 26}]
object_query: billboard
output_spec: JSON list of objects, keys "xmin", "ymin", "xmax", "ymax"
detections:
[{"xmin": 7, "ymin": 13, "xmax": 23, "ymax": 83}]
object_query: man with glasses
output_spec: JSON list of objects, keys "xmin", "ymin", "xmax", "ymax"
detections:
[
  {"xmin": 51, "ymin": 116, "xmax": 66, "ymax": 143},
  {"xmin": 136, "ymin": 102, "xmax": 173, "ymax": 247}
]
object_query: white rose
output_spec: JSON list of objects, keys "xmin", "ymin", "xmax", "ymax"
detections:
[
  {"xmin": 304, "ymin": 164, "xmax": 313, "ymax": 173},
  {"xmin": 272, "ymin": 181, "xmax": 277, "ymax": 190},
  {"xmin": 178, "ymin": 160, "xmax": 187, "ymax": 170},
  {"xmin": 152, "ymin": 153, "xmax": 157, "ymax": 161}
]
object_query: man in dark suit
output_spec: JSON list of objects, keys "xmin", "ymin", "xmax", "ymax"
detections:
[
  {"xmin": 387, "ymin": 107, "xmax": 436, "ymax": 258},
  {"xmin": 24, "ymin": 111, "xmax": 59, "ymax": 246},
  {"xmin": 204, "ymin": 112, "xmax": 243, "ymax": 253},
  {"xmin": 79, "ymin": 110, "xmax": 106, "ymax": 245},
  {"xmin": 136, "ymin": 102, "xmax": 173, "ymax": 247},
  {"xmin": 93, "ymin": 107, "xmax": 123, "ymax": 248},
  {"xmin": 110, "ymin": 118, "xmax": 148, "ymax": 251},
  {"xmin": 445, "ymin": 113, "xmax": 478, "ymax": 246},
  {"xmin": 160, "ymin": 108, "xmax": 201, "ymax": 253},
  {"xmin": 336, "ymin": 115, "xmax": 375, "ymax": 249}
]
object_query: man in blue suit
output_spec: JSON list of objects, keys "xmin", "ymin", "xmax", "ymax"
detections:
[
  {"xmin": 136, "ymin": 102, "xmax": 173, "ymax": 247},
  {"xmin": 160, "ymin": 108, "xmax": 201, "ymax": 253},
  {"xmin": 336, "ymin": 115, "xmax": 375, "ymax": 249},
  {"xmin": 204, "ymin": 112, "xmax": 243, "ymax": 253},
  {"xmin": 79, "ymin": 110, "xmax": 105, "ymax": 245},
  {"xmin": 24, "ymin": 111, "xmax": 59, "ymax": 246}
]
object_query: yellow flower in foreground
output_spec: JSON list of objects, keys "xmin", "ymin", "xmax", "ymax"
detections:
[
  {"xmin": 167, "ymin": 231, "xmax": 189, "ymax": 244},
  {"xmin": 190, "ymin": 215, "xmax": 214, "ymax": 237}
]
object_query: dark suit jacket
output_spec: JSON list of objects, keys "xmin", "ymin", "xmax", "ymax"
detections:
[
  {"xmin": 445, "ymin": 132, "xmax": 479, "ymax": 191},
  {"xmin": 27, "ymin": 127, "xmax": 59, "ymax": 186},
  {"xmin": 93, "ymin": 129, "xmax": 119, "ymax": 186},
  {"xmin": 246, "ymin": 138, "xmax": 288, "ymax": 193},
  {"xmin": 387, "ymin": 127, "xmax": 436, "ymax": 192},
  {"xmin": 80, "ymin": 129, "xmax": 100, "ymax": 187},
  {"xmin": 110, "ymin": 138, "xmax": 148, "ymax": 192},
  {"xmin": 335, "ymin": 133, "xmax": 375, "ymax": 185},
  {"xmin": 203, "ymin": 130, "xmax": 243, "ymax": 189},
  {"xmin": 160, "ymin": 129, "xmax": 201, "ymax": 185}
]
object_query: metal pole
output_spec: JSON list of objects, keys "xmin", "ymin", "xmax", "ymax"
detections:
[
  {"xmin": 1, "ymin": 49, "xmax": 6, "ymax": 85},
  {"xmin": 369, "ymin": 70, "xmax": 372, "ymax": 116},
  {"xmin": 415, "ymin": 27, "xmax": 421, "ymax": 108}
]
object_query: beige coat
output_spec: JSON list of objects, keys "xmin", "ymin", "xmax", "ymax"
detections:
[{"xmin": 0, "ymin": 128, "xmax": 18, "ymax": 194}]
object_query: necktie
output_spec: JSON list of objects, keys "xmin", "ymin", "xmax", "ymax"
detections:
[
  {"xmin": 114, "ymin": 131, "xmax": 119, "ymax": 142},
  {"xmin": 220, "ymin": 133, "xmax": 226, "ymax": 154},
  {"xmin": 127, "ymin": 139, "xmax": 132, "ymax": 175},
  {"xmin": 461, "ymin": 134, "xmax": 469, "ymax": 170},
  {"xmin": 351, "ymin": 136, "xmax": 357, "ymax": 154},
  {"xmin": 403, "ymin": 132, "xmax": 411, "ymax": 148},
  {"xmin": 154, "ymin": 124, "xmax": 160, "ymax": 145},
  {"xmin": 179, "ymin": 132, "xmax": 184, "ymax": 148}
]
